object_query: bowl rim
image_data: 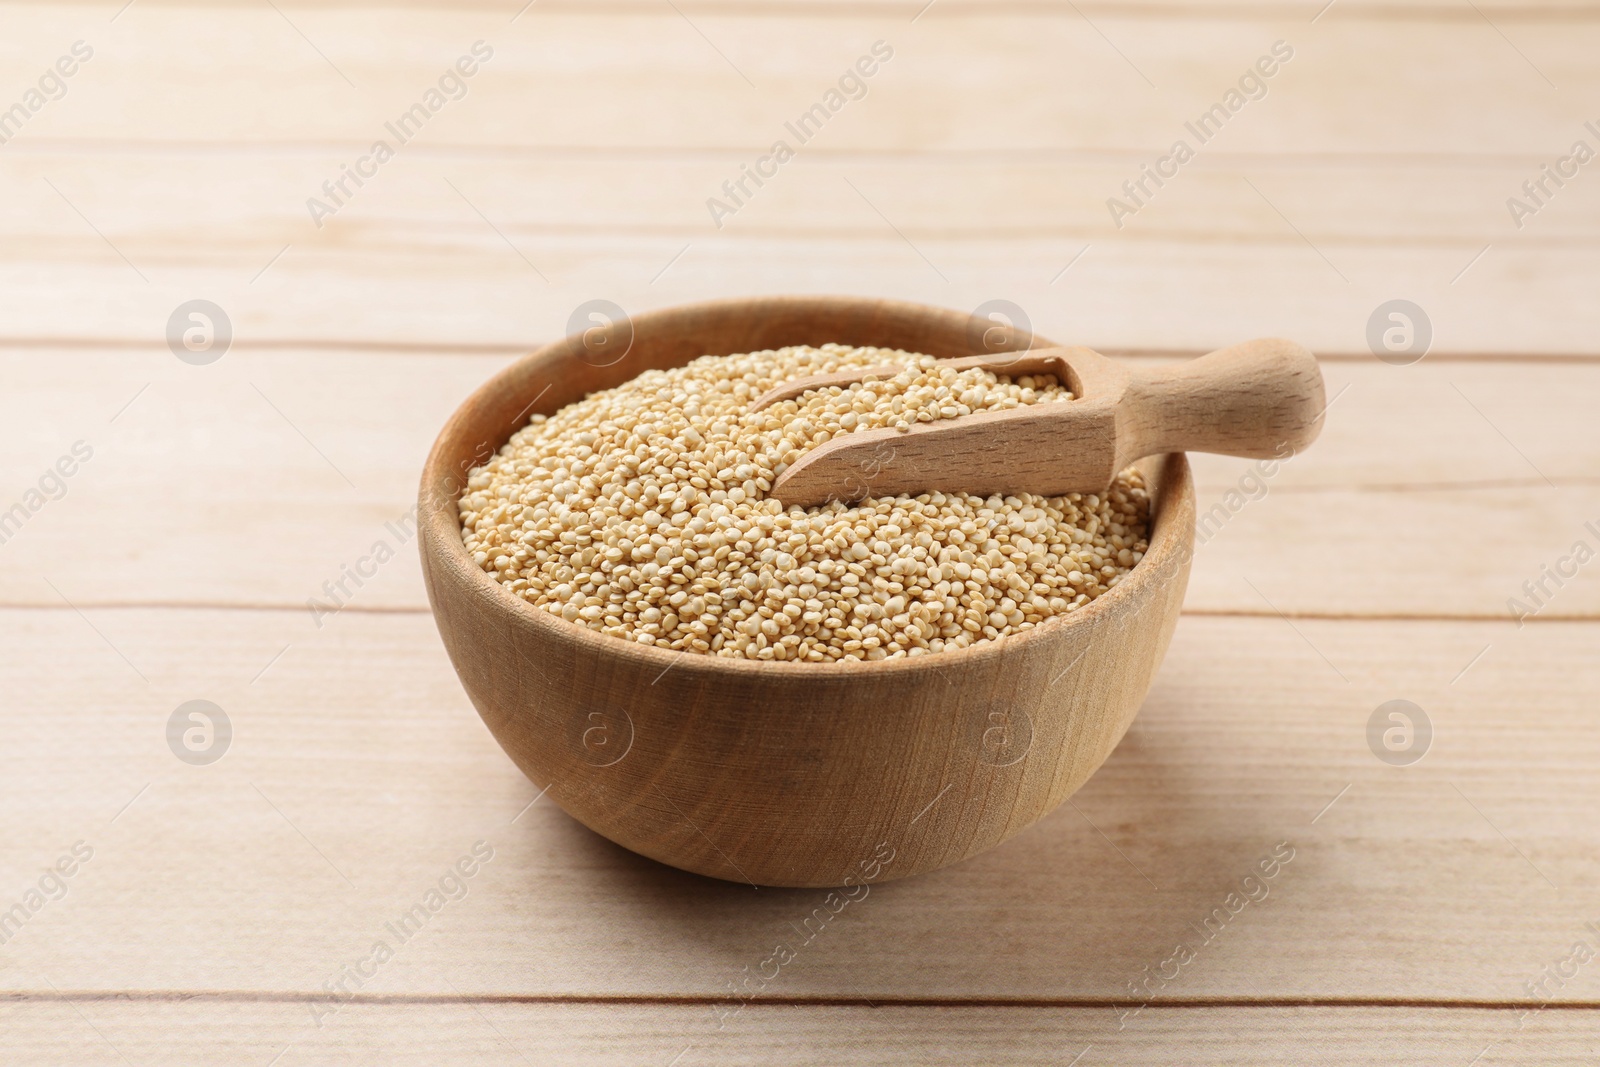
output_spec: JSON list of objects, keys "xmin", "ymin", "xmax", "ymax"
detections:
[{"xmin": 420, "ymin": 294, "xmax": 1195, "ymax": 681}]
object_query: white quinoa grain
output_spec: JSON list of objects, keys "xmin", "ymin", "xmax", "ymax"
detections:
[{"xmin": 459, "ymin": 344, "xmax": 1150, "ymax": 662}]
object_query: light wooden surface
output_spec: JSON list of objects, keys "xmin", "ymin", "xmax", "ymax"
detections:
[{"xmin": 3, "ymin": 1, "xmax": 1598, "ymax": 1062}]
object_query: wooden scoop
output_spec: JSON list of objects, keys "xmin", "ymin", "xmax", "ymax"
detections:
[{"xmin": 755, "ymin": 339, "xmax": 1325, "ymax": 506}]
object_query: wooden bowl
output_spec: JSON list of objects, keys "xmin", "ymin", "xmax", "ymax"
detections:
[{"xmin": 419, "ymin": 296, "xmax": 1195, "ymax": 888}]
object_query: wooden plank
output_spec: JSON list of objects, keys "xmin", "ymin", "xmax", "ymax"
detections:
[
  {"xmin": 3, "ymin": 349, "xmax": 1595, "ymax": 618},
  {"xmin": 0, "ymin": 1001, "xmax": 1595, "ymax": 1067},
  {"xmin": 0, "ymin": 9, "xmax": 1593, "ymax": 351},
  {"xmin": 1, "ymin": 609, "xmax": 1595, "ymax": 1000},
  {"xmin": 8, "ymin": 237, "xmax": 1598, "ymax": 355},
  {"xmin": 2, "ymin": 6, "xmax": 1590, "ymax": 154},
  {"xmin": 2, "ymin": 149, "xmax": 1596, "ymax": 354},
  {"xmin": 1188, "ymin": 486, "xmax": 1600, "ymax": 618},
  {"xmin": 27, "ymin": 0, "xmax": 1600, "ymax": 14},
  {"xmin": 8, "ymin": 152, "xmax": 1590, "ymax": 251}
]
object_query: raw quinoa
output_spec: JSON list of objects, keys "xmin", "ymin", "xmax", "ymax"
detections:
[{"xmin": 459, "ymin": 344, "xmax": 1150, "ymax": 662}]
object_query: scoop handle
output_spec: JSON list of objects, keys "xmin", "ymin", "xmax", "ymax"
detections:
[{"xmin": 1115, "ymin": 338, "xmax": 1326, "ymax": 464}]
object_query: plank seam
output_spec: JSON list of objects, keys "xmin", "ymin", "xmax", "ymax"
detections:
[
  {"xmin": 0, "ymin": 992, "xmax": 1590, "ymax": 1010},
  {"xmin": 48, "ymin": 0, "xmax": 1600, "ymax": 22},
  {"xmin": 3, "ymin": 340, "xmax": 1600, "ymax": 363},
  {"xmin": 3, "ymin": 141, "xmax": 1594, "ymax": 171}
]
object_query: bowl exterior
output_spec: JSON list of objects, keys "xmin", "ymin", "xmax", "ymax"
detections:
[{"xmin": 420, "ymin": 296, "xmax": 1195, "ymax": 887}]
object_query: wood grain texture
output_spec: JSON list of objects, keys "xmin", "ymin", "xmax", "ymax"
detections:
[
  {"xmin": 3, "ymin": 1001, "xmax": 1597, "ymax": 1067},
  {"xmin": 0, "ymin": 141, "xmax": 1596, "ymax": 352},
  {"xmin": 0, "ymin": 6, "xmax": 1596, "ymax": 353},
  {"xmin": 2, "ymin": 610, "xmax": 1595, "ymax": 1003},
  {"xmin": 3, "ymin": 6, "xmax": 1591, "ymax": 153},
  {"xmin": 3, "ymin": 0, "xmax": 1597, "ymax": 1058},
  {"xmin": 1, "ymin": 151, "xmax": 1597, "ymax": 353}
]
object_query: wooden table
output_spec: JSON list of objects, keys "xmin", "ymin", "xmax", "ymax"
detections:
[{"xmin": 3, "ymin": 1, "xmax": 1597, "ymax": 1062}]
